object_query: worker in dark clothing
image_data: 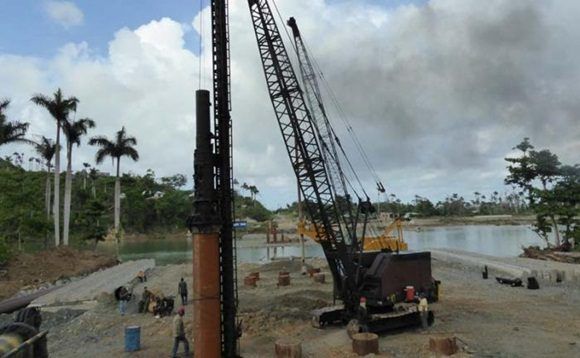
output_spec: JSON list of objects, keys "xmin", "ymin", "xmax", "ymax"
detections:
[
  {"xmin": 115, "ymin": 286, "xmax": 131, "ymax": 315},
  {"xmin": 178, "ymin": 278, "xmax": 188, "ymax": 305}
]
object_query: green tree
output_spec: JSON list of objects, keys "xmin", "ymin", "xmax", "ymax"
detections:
[
  {"xmin": 31, "ymin": 89, "xmax": 79, "ymax": 246},
  {"xmin": 505, "ymin": 138, "xmax": 536, "ymax": 203},
  {"xmin": 415, "ymin": 197, "xmax": 438, "ymax": 217},
  {"xmin": 249, "ymin": 185, "xmax": 259, "ymax": 203},
  {"xmin": 161, "ymin": 174, "xmax": 187, "ymax": 189},
  {"xmin": 505, "ymin": 138, "xmax": 579, "ymax": 247},
  {"xmin": 0, "ymin": 167, "xmax": 50, "ymax": 251},
  {"xmin": 0, "ymin": 99, "xmax": 31, "ymax": 147},
  {"xmin": 530, "ymin": 149, "xmax": 562, "ymax": 245},
  {"xmin": 0, "ymin": 237, "xmax": 10, "ymax": 266},
  {"xmin": 552, "ymin": 165, "xmax": 580, "ymax": 247},
  {"xmin": 78, "ymin": 198, "xmax": 108, "ymax": 249},
  {"xmin": 241, "ymin": 182, "xmax": 250, "ymax": 197},
  {"xmin": 89, "ymin": 127, "xmax": 139, "ymax": 233},
  {"xmin": 62, "ymin": 118, "xmax": 95, "ymax": 246}
]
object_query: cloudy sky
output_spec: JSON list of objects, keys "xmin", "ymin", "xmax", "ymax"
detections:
[{"xmin": 1, "ymin": 0, "xmax": 579, "ymax": 209}]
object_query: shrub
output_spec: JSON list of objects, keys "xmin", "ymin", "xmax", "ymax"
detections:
[{"xmin": 0, "ymin": 237, "xmax": 11, "ymax": 266}]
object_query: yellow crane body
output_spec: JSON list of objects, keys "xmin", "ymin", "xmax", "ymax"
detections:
[{"xmin": 298, "ymin": 217, "xmax": 408, "ymax": 252}]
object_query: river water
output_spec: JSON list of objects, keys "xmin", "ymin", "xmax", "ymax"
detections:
[{"xmin": 105, "ymin": 225, "xmax": 545, "ymax": 265}]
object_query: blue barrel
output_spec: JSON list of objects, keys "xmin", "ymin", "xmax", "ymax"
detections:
[{"xmin": 124, "ymin": 325, "xmax": 141, "ymax": 352}]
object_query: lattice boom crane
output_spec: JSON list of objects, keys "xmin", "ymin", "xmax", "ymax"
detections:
[{"xmin": 247, "ymin": 0, "xmax": 439, "ymax": 333}]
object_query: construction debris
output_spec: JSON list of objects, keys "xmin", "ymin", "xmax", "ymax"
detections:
[
  {"xmin": 521, "ymin": 246, "xmax": 580, "ymax": 264},
  {"xmin": 495, "ymin": 277, "xmax": 523, "ymax": 287}
]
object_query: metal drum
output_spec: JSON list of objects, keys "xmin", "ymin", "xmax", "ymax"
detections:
[{"xmin": 124, "ymin": 325, "xmax": 140, "ymax": 352}]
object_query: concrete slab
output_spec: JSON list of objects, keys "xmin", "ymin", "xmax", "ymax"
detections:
[
  {"xmin": 430, "ymin": 249, "xmax": 580, "ymax": 283},
  {"xmin": 33, "ymin": 259, "xmax": 155, "ymax": 307},
  {"xmin": 431, "ymin": 250, "xmax": 531, "ymax": 279}
]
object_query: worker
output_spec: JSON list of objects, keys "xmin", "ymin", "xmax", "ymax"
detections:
[
  {"xmin": 178, "ymin": 278, "xmax": 188, "ymax": 305},
  {"xmin": 116, "ymin": 286, "xmax": 130, "ymax": 316},
  {"xmin": 171, "ymin": 307, "xmax": 190, "ymax": 358},
  {"xmin": 139, "ymin": 286, "xmax": 152, "ymax": 313},
  {"xmin": 418, "ymin": 293, "xmax": 429, "ymax": 329}
]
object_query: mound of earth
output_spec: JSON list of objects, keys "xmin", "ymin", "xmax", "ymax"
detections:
[{"xmin": 0, "ymin": 247, "xmax": 118, "ymax": 300}]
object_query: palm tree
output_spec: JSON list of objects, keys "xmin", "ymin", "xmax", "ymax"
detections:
[
  {"xmin": 249, "ymin": 185, "xmax": 259, "ymax": 203},
  {"xmin": 89, "ymin": 127, "xmax": 139, "ymax": 233},
  {"xmin": 89, "ymin": 167, "xmax": 98, "ymax": 198},
  {"xmin": 35, "ymin": 137, "xmax": 58, "ymax": 249},
  {"xmin": 62, "ymin": 118, "xmax": 96, "ymax": 246},
  {"xmin": 82, "ymin": 162, "xmax": 91, "ymax": 190},
  {"xmin": 34, "ymin": 137, "xmax": 58, "ymax": 218},
  {"xmin": 0, "ymin": 99, "xmax": 32, "ymax": 147},
  {"xmin": 31, "ymin": 89, "xmax": 79, "ymax": 246},
  {"xmin": 241, "ymin": 182, "xmax": 250, "ymax": 196}
]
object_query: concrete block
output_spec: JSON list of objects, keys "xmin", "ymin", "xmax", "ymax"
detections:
[{"xmin": 552, "ymin": 270, "xmax": 560, "ymax": 283}]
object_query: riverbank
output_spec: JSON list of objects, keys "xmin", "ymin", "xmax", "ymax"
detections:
[
  {"xmin": 109, "ymin": 215, "xmax": 536, "ymax": 244},
  {"xmin": 1, "ymin": 250, "xmax": 574, "ymax": 357},
  {"xmin": 0, "ymin": 247, "xmax": 117, "ymax": 301},
  {"xmin": 407, "ymin": 215, "xmax": 536, "ymax": 228}
]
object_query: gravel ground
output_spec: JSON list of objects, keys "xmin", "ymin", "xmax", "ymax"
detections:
[{"xmin": 34, "ymin": 254, "xmax": 580, "ymax": 358}]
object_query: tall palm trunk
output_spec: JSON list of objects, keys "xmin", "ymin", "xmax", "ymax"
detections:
[
  {"xmin": 54, "ymin": 122, "xmax": 61, "ymax": 246},
  {"xmin": 63, "ymin": 143, "xmax": 73, "ymax": 246},
  {"xmin": 45, "ymin": 163, "xmax": 52, "ymax": 249},
  {"xmin": 114, "ymin": 158, "xmax": 121, "ymax": 232},
  {"xmin": 45, "ymin": 163, "xmax": 52, "ymax": 217}
]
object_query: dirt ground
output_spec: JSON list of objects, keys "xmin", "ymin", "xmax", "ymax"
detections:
[
  {"xmin": 31, "ymin": 254, "xmax": 579, "ymax": 357},
  {"xmin": 0, "ymin": 247, "xmax": 117, "ymax": 300}
]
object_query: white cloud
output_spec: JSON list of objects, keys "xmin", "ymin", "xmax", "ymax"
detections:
[
  {"xmin": 44, "ymin": 1, "xmax": 84, "ymax": 28},
  {"xmin": 1, "ymin": 0, "xmax": 580, "ymax": 209}
]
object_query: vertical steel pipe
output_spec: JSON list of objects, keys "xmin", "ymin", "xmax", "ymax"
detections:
[
  {"xmin": 193, "ymin": 231, "xmax": 220, "ymax": 358},
  {"xmin": 191, "ymin": 89, "xmax": 220, "ymax": 358}
]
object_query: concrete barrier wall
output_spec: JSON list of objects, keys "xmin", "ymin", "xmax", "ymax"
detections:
[{"xmin": 431, "ymin": 249, "xmax": 580, "ymax": 284}]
